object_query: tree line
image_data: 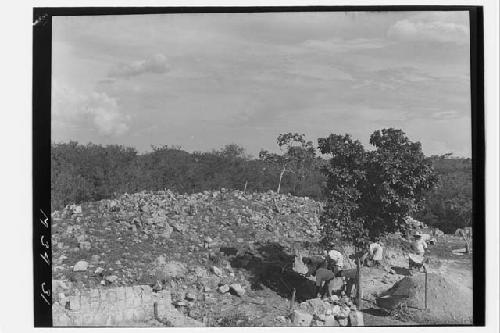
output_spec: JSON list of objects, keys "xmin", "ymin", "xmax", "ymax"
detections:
[{"xmin": 51, "ymin": 130, "xmax": 472, "ymax": 233}]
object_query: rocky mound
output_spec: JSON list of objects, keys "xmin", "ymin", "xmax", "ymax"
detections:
[
  {"xmin": 52, "ymin": 189, "xmax": 322, "ymax": 286},
  {"xmin": 51, "ymin": 189, "xmax": 468, "ymax": 326},
  {"xmin": 378, "ymin": 272, "xmax": 472, "ymax": 324},
  {"xmin": 51, "ymin": 189, "xmax": 325, "ymax": 326},
  {"xmin": 292, "ymin": 297, "xmax": 363, "ymax": 327}
]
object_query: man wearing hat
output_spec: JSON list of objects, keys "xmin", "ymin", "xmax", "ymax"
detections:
[{"xmin": 408, "ymin": 233, "xmax": 428, "ymax": 271}]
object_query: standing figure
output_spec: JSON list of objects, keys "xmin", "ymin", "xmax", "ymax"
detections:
[
  {"xmin": 359, "ymin": 240, "xmax": 384, "ymax": 267},
  {"xmin": 369, "ymin": 240, "xmax": 384, "ymax": 267},
  {"xmin": 408, "ymin": 233, "xmax": 427, "ymax": 272}
]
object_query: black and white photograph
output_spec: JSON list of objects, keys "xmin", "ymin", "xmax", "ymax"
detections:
[{"xmin": 28, "ymin": 5, "xmax": 491, "ymax": 328}]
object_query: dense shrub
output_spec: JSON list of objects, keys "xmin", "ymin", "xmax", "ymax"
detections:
[
  {"xmin": 50, "ymin": 141, "xmax": 472, "ymax": 234},
  {"xmin": 416, "ymin": 158, "xmax": 473, "ymax": 233},
  {"xmin": 318, "ymin": 129, "xmax": 438, "ymax": 246},
  {"xmin": 50, "ymin": 142, "xmax": 325, "ymax": 210}
]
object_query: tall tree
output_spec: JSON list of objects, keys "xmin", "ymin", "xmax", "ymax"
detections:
[
  {"xmin": 259, "ymin": 133, "xmax": 316, "ymax": 194},
  {"xmin": 318, "ymin": 133, "xmax": 367, "ymax": 248},
  {"xmin": 360, "ymin": 128, "xmax": 439, "ymax": 238},
  {"xmin": 319, "ymin": 128, "xmax": 438, "ymax": 246},
  {"xmin": 319, "ymin": 129, "xmax": 438, "ymax": 309}
]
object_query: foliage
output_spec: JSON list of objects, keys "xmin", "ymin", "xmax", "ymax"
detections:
[
  {"xmin": 319, "ymin": 129, "xmax": 438, "ymax": 247},
  {"xmin": 318, "ymin": 133, "xmax": 368, "ymax": 248},
  {"xmin": 51, "ymin": 141, "xmax": 324, "ymax": 210},
  {"xmin": 51, "ymin": 141, "xmax": 138, "ymax": 209},
  {"xmin": 361, "ymin": 129, "xmax": 439, "ymax": 237},
  {"xmin": 416, "ymin": 157, "xmax": 472, "ymax": 233},
  {"xmin": 51, "ymin": 135, "xmax": 469, "ymax": 235},
  {"xmin": 259, "ymin": 133, "xmax": 316, "ymax": 193}
]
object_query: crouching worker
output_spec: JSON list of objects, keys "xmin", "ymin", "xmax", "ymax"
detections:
[
  {"xmin": 302, "ymin": 256, "xmax": 340, "ymax": 298},
  {"xmin": 302, "ymin": 255, "xmax": 328, "ymax": 278},
  {"xmin": 338, "ymin": 268, "xmax": 358, "ymax": 298},
  {"xmin": 313, "ymin": 267, "xmax": 337, "ymax": 298}
]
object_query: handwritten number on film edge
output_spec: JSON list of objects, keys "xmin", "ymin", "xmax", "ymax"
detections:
[{"xmin": 39, "ymin": 209, "xmax": 51, "ymax": 306}]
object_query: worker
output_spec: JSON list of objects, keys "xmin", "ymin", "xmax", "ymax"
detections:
[
  {"xmin": 338, "ymin": 268, "xmax": 358, "ymax": 298},
  {"xmin": 367, "ymin": 240, "xmax": 384, "ymax": 267},
  {"xmin": 313, "ymin": 267, "xmax": 337, "ymax": 298},
  {"xmin": 359, "ymin": 240, "xmax": 384, "ymax": 267},
  {"xmin": 408, "ymin": 234, "xmax": 427, "ymax": 271},
  {"xmin": 302, "ymin": 255, "xmax": 328, "ymax": 277},
  {"xmin": 325, "ymin": 248, "xmax": 344, "ymax": 274},
  {"xmin": 412, "ymin": 233, "xmax": 428, "ymax": 255}
]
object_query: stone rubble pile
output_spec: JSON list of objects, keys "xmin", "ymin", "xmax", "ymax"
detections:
[
  {"xmin": 51, "ymin": 189, "xmax": 323, "ymax": 326},
  {"xmin": 52, "ymin": 189, "xmax": 322, "ymax": 287},
  {"xmin": 292, "ymin": 296, "xmax": 363, "ymax": 327}
]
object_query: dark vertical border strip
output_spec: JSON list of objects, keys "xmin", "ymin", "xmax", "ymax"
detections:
[
  {"xmin": 469, "ymin": 6, "xmax": 485, "ymax": 327},
  {"xmin": 33, "ymin": 8, "xmax": 52, "ymax": 327}
]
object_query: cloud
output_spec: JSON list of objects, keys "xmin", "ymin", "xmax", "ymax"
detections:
[
  {"xmin": 52, "ymin": 13, "xmax": 471, "ymax": 157},
  {"xmin": 86, "ymin": 92, "xmax": 129, "ymax": 136},
  {"xmin": 431, "ymin": 110, "xmax": 461, "ymax": 120},
  {"xmin": 351, "ymin": 66, "xmax": 435, "ymax": 91},
  {"xmin": 52, "ymin": 83, "xmax": 130, "ymax": 136},
  {"xmin": 387, "ymin": 12, "xmax": 469, "ymax": 45},
  {"xmin": 97, "ymin": 78, "xmax": 116, "ymax": 85},
  {"xmin": 286, "ymin": 63, "xmax": 354, "ymax": 82},
  {"xmin": 301, "ymin": 37, "xmax": 388, "ymax": 53},
  {"xmin": 108, "ymin": 53, "xmax": 169, "ymax": 78}
]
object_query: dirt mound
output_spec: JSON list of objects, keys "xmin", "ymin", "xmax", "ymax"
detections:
[{"xmin": 379, "ymin": 273, "xmax": 472, "ymax": 324}]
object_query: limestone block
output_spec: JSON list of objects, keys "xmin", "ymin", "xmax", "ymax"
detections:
[
  {"xmin": 133, "ymin": 308, "xmax": 147, "ymax": 322},
  {"xmin": 68, "ymin": 295, "xmax": 81, "ymax": 311},
  {"xmin": 293, "ymin": 310, "xmax": 313, "ymax": 326},
  {"xmin": 324, "ymin": 315, "xmax": 339, "ymax": 326},
  {"xmin": 338, "ymin": 318, "xmax": 348, "ymax": 326},
  {"xmin": 348, "ymin": 310, "xmax": 364, "ymax": 326},
  {"xmin": 107, "ymin": 289, "xmax": 117, "ymax": 303},
  {"xmin": 81, "ymin": 294, "xmax": 92, "ymax": 311},
  {"xmin": 90, "ymin": 298, "xmax": 100, "ymax": 310},
  {"xmin": 142, "ymin": 290, "xmax": 153, "ymax": 303},
  {"xmin": 124, "ymin": 308, "xmax": 135, "ymax": 322},
  {"xmin": 116, "ymin": 287, "xmax": 126, "ymax": 305},
  {"xmin": 105, "ymin": 315, "xmax": 114, "ymax": 326}
]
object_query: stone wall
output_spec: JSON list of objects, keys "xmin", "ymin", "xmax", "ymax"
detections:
[{"xmin": 52, "ymin": 285, "xmax": 202, "ymax": 327}]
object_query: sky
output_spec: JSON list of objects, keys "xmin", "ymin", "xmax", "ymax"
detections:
[{"xmin": 52, "ymin": 11, "xmax": 471, "ymax": 157}]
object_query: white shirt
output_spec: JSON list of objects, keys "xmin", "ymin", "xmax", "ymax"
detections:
[
  {"xmin": 412, "ymin": 239, "xmax": 427, "ymax": 255},
  {"xmin": 420, "ymin": 234, "xmax": 431, "ymax": 242},
  {"xmin": 327, "ymin": 250, "xmax": 344, "ymax": 268},
  {"xmin": 369, "ymin": 243, "xmax": 384, "ymax": 261}
]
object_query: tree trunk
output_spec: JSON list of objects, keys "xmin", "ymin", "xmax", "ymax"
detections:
[
  {"xmin": 356, "ymin": 257, "xmax": 362, "ymax": 310},
  {"xmin": 277, "ymin": 168, "xmax": 285, "ymax": 194},
  {"xmin": 424, "ymin": 266, "xmax": 428, "ymax": 310},
  {"xmin": 463, "ymin": 235, "xmax": 471, "ymax": 254}
]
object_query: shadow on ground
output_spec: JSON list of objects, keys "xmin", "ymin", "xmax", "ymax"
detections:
[
  {"xmin": 391, "ymin": 266, "xmax": 412, "ymax": 276},
  {"xmin": 227, "ymin": 241, "xmax": 316, "ymax": 302},
  {"xmin": 362, "ymin": 307, "xmax": 390, "ymax": 317}
]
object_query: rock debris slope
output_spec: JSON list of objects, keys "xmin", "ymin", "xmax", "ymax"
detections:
[{"xmin": 52, "ymin": 189, "xmax": 325, "ymax": 326}]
